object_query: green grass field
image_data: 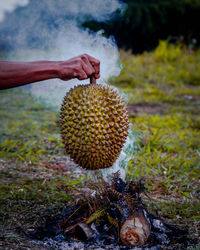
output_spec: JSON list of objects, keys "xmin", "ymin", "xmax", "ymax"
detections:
[{"xmin": 0, "ymin": 41, "xmax": 199, "ymax": 248}]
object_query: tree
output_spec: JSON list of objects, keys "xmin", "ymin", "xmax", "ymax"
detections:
[{"xmin": 83, "ymin": 0, "xmax": 200, "ymax": 53}]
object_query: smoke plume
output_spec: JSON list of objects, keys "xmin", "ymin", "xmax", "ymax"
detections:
[
  {"xmin": 0, "ymin": 0, "xmax": 136, "ymax": 181},
  {"xmin": 0, "ymin": 0, "xmax": 123, "ymax": 108}
]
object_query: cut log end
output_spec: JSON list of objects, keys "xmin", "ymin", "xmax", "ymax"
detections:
[{"xmin": 120, "ymin": 209, "xmax": 150, "ymax": 247}]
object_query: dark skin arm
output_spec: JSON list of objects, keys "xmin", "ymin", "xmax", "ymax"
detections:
[{"xmin": 0, "ymin": 54, "xmax": 100, "ymax": 90}]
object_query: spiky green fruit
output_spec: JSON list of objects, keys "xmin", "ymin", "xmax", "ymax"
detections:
[{"xmin": 60, "ymin": 84, "xmax": 129, "ymax": 170}]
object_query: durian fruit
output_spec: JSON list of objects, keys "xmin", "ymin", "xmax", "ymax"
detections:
[{"xmin": 60, "ymin": 83, "xmax": 129, "ymax": 170}]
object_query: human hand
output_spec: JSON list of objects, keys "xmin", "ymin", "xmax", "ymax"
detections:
[
  {"xmin": 0, "ymin": 55, "xmax": 100, "ymax": 90},
  {"xmin": 57, "ymin": 54, "xmax": 100, "ymax": 81}
]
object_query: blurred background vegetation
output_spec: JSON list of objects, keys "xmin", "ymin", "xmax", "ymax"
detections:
[
  {"xmin": 0, "ymin": 0, "xmax": 200, "ymax": 55},
  {"xmin": 83, "ymin": 0, "xmax": 200, "ymax": 53}
]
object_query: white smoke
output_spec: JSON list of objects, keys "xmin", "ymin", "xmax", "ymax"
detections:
[
  {"xmin": 0, "ymin": 0, "xmax": 29, "ymax": 22},
  {"xmin": 57, "ymin": 0, "xmax": 122, "ymax": 21},
  {"xmin": 101, "ymin": 129, "xmax": 137, "ymax": 182},
  {"xmin": 21, "ymin": 27, "xmax": 121, "ymax": 108},
  {"xmin": 1, "ymin": 0, "xmax": 137, "ymax": 183},
  {"xmin": 0, "ymin": 0, "xmax": 124, "ymax": 108}
]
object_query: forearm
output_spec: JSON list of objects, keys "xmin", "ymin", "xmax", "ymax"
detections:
[
  {"xmin": 0, "ymin": 60, "xmax": 60, "ymax": 89},
  {"xmin": 0, "ymin": 54, "xmax": 100, "ymax": 90}
]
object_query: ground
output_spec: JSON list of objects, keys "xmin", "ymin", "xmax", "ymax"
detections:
[{"xmin": 0, "ymin": 41, "xmax": 200, "ymax": 249}]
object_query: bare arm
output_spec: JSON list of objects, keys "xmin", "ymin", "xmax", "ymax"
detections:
[{"xmin": 0, "ymin": 54, "xmax": 100, "ymax": 90}]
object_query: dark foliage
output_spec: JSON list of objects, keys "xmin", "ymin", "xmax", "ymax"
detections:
[{"xmin": 83, "ymin": 0, "xmax": 200, "ymax": 53}]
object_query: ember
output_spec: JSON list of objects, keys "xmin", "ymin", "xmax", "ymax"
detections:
[{"xmin": 30, "ymin": 173, "xmax": 191, "ymax": 249}]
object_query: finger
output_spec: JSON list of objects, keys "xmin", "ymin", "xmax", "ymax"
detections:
[
  {"xmin": 77, "ymin": 69, "xmax": 88, "ymax": 80},
  {"xmin": 81, "ymin": 55, "xmax": 95, "ymax": 77},
  {"xmin": 84, "ymin": 54, "xmax": 100, "ymax": 78}
]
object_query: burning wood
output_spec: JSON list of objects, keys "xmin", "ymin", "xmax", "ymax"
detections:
[
  {"xmin": 120, "ymin": 209, "xmax": 150, "ymax": 247},
  {"xmin": 30, "ymin": 173, "xmax": 189, "ymax": 248}
]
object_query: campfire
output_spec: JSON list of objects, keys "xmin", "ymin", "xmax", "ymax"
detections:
[{"xmin": 30, "ymin": 172, "xmax": 189, "ymax": 249}]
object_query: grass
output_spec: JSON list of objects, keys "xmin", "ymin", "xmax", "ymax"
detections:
[
  {"xmin": 0, "ymin": 89, "xmax": 63, "ymax": 162},
  {"xmin": 112, "ymin": 42, "xmax": 200, "ymax": 244},
  {"xmin": 0, "ymin": 41, "xmax": 200, "ymax": 248}
]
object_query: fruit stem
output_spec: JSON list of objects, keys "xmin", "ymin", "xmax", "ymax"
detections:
[{"xmin": 90, "ymin": 75, "xmax": 96, "ymax": 84}]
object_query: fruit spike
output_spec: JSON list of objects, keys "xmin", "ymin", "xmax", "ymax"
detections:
[{"xmin": 60, "ymin": 83, "xmax": 129, "ymax": 170}]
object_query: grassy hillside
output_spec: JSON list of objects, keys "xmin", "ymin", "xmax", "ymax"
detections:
[{"xmin": 0, "ymin": 41, "xmax": 199, "ymax": 248}]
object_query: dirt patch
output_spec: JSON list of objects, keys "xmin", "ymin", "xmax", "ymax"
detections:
[
  {"xmin": 127, "ymin": 103, "xmax": 167, "ymax": 116},
  {"xmin": 127, "ymin": 102, "xmax": 200, "ymax": 116}
]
